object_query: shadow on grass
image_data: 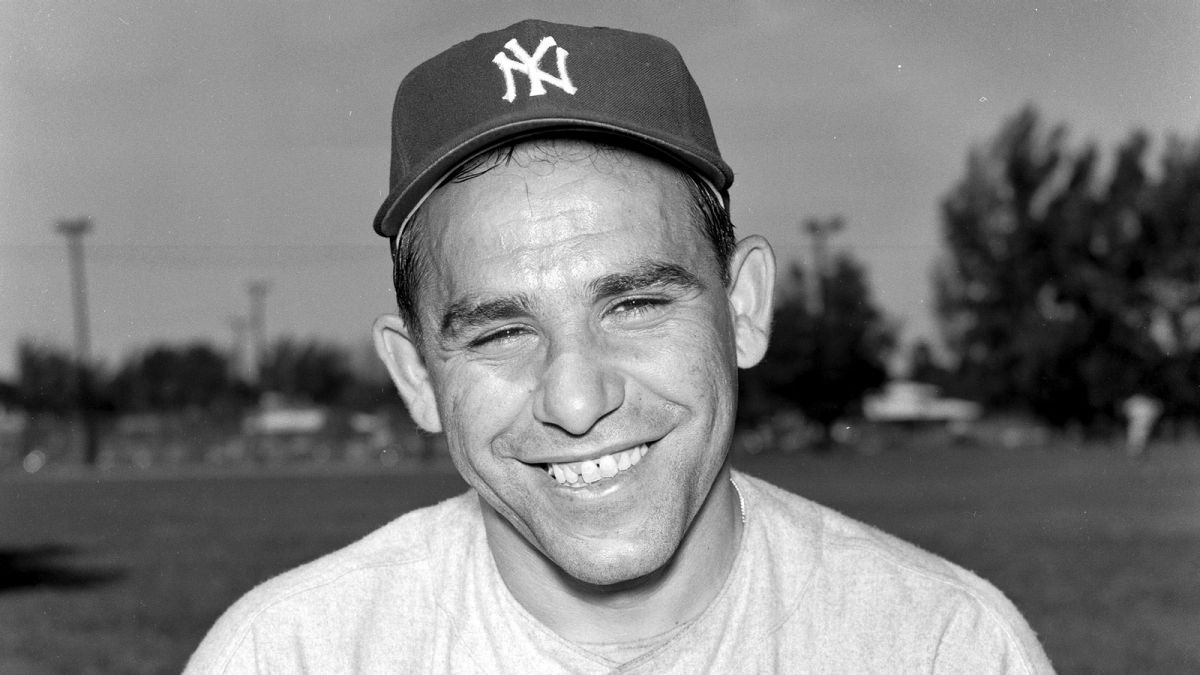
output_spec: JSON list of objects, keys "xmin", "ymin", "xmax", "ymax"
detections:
[{"xmin": 0, "ymin": 544, "xmax": 124, "ymax": 592}]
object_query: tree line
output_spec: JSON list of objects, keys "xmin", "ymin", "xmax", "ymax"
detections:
[
  {"xmin": 934, "ymin": 105, "xmax": 1200, "ymax": 431},
  {"xmin": 1, "ymin": 338, "xmax": 395, "ymax": 417},
  {"xmin": 738, "ymin": 105, "xmax": 1200, "ymax": 440}
]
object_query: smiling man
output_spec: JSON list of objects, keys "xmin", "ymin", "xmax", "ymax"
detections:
[{"xmin": 188, "ymin": 19, "xmax": 1052, "ymax": 673}]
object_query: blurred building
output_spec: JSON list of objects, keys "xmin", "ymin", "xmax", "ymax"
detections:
[{"xmin": 863, "ymin": 380, "xmax": 981, "ymax": 425}]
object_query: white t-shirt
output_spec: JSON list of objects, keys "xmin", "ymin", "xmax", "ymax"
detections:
[{"xmin": 186, "ymin": 471, "xmax": 1054, "ymax": 673}]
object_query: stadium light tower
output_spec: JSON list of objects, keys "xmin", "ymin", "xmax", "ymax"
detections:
[
  {"xmin": 56, "ymin": 217, "xmax": 94, "ymax": 364},
  {"xmin": 247, "ymin": 279, "xmax": 271, "ymax": 385},
  {"xmin": 55, "ymin": 216, "xmax": 98, "ymax": 464},
  {"xmin": 801, "ymin": 216, "xmax": 844, "ymax": 315}
]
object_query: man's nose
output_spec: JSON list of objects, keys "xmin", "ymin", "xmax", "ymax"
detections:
[{"xmin": 532, "ymin": 344, "xmax": 624, "ymax": 436}]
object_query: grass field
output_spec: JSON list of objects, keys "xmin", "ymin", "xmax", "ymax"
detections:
[{"xmin": 1, "ymin": 441, "xmax": 1198, "ymax": 673}]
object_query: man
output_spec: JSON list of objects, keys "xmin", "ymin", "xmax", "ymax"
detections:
[{"xmin": 188, "ymin": 19, "xmax": 1053, "ymax": 673}]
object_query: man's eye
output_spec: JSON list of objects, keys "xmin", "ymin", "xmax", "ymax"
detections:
[
  {"xmin": 469, "ymin": 326, "xmax": 530, "ymax": 350},
  {"xmin": 610, "ymin": 297, "xmax": 668, "ymax": 317}
]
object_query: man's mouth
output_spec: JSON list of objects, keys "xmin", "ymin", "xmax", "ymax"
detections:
[{"xmin": 542, "ymin": 444, "xmax": 649, "ymax": 488}]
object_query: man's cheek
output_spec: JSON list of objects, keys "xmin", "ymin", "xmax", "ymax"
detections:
[
  {"xmin": 441, "ymin": 374, "xmax": 525, "ymax": 439},
  {"xmin": 632, "ymin": 331, "xmax": 726, "ymax": 386}
]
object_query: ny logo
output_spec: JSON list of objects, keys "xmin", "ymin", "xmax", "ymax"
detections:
[{"xmin": 492, "ymin": 36, "xmax": 578, "ymax": 103}]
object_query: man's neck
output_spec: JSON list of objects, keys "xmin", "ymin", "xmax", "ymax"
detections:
[{"xmin": 480, "ymin": 466, "xmax": 744, "ymax": 645}]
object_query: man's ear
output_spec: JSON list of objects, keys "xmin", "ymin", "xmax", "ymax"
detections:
[
  {"xmin": 726, "ymin": 235, "xmax": 776, "ymax": 369},
  {"xmin": 372, "ymin": 314, "xmax": 442, "ymax": 433}
]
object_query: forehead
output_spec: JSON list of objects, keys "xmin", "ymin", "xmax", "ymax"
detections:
[{"xmin": 415, "ymin": 142, "xmax": 711, "ymax": 309}]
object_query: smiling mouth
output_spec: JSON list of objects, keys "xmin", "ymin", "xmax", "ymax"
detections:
[{"xmin": 541, "ymin": 444, "xmax": 649, "ymax": 488}]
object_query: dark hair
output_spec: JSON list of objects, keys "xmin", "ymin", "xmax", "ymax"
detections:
[{"xmin": 390, "ymin": 139, "xmax": 735, "ymax": 336}]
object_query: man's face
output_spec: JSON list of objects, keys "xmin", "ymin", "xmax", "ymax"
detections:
[{"xmin": 394, "ymin": 144, "xmax": 748, "ymax": 585}]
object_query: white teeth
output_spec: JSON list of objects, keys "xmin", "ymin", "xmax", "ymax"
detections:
[
  {"xmin": 580, "ymin": 461, "xmax": 601, "ymax": 483},
  {"xmin": 547, "ymin": 444, "xmax": 649, "ymax": 488},
  {"xmin": 616, "ymin": 451, "xmax": 631, "ymax": 471},
  {"xmin": 598, "ymin": 454, "xmax": 618, "ymax": 478}
]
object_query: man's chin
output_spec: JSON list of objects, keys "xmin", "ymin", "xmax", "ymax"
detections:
[{"xmin": 550, "ymin": 541, "xmax": 676, "ymax": 591}]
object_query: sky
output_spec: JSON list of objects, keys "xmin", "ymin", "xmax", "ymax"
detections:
[{"xmin": 2, "ymin": 1, "xmax": 1198, "ymax": 377}]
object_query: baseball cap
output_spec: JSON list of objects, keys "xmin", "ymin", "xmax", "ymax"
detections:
[{"xmin": 373, "ymin": 18, "xmax": 733, "ymax": 239}]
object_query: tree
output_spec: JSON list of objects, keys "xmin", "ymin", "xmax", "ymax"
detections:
[
  {"xmin": 14, "ymin": 341, "xmax": 79, "ymax": 413},
  {"xmin": 740, "ymin": 253, "xmax": 894, "ymax": 444},
  {"xmin": 110, "ymin": 343, "xmax": 238, "ymax": 412},
  {"xmin": 0, "ymin": 377, "xmax": 17, "ymax": 408},
  {"xmin": 1136, "ymin": 135, "xmax": 1200, "ymax": 419},
  {"xmin": 259, "ymin": 338, "xmax": 354, "ymax": 405},
  {"xmin": 12, "ymin": 340, "xmax": 108, "ymax": 464},
  {"xmin": 935, "ymin": 104, "xmax": 1200, "ymax": 428},
  {"xmin": 906, "ymin": 340, "xmax": 955, "ymax": 393}
]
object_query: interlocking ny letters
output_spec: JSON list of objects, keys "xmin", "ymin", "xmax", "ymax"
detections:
[{"xmin": 492, "ymin": 36, "xmax": 577, "ymax": 103}]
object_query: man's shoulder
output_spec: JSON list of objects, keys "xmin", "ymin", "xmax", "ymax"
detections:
[
  {"xmin": 734, "ymin": 471, "xmax": 1053, "ymax": 672},
  {"xmin": 738, "ymin": 470, "xmax": 999, "ymax": 595},
  {"xmin": 244, "ymin": 489, "xmax": 476, "ymax": 599},
  {"xmin": 185, "ymin": 491, "xmax": 480, "ymax": 673}
]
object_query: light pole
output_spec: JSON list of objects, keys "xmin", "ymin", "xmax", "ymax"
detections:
[
  {"xmin": 56, "ymin": 218, "xmax": 93, "ymax": 363},
  {"xmin": 55, "ymin": 217, "xmax": 98, "ymax": 464},
  {"xmin": 802, "ymin": 216, "xmax": 844, "ymax": 315},
  {"xmin": 228, "ymin": 315, "xmax": 252, "ymax": 381},
  {"xmin": 247, "ymin": 280, "xmax": 271, "ymax": 386}
]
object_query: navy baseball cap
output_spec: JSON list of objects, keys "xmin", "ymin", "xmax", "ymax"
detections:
[{"xmin": 373, "ymin": 19, "xmax": 734, "ymax": 238}]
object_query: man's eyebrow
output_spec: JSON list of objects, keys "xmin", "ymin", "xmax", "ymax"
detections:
[
  {"xmin": 588, "ymin": 260, "xmax": 705, "ymax": 299},
  {"xmin": 439, "ymin": 295, "xmax": 533, "ymax": 340}
]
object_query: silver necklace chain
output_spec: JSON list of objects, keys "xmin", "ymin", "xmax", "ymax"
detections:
[{"xmin": 730, "ymin": 476, "xmax": 746, "ymax": 525}]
